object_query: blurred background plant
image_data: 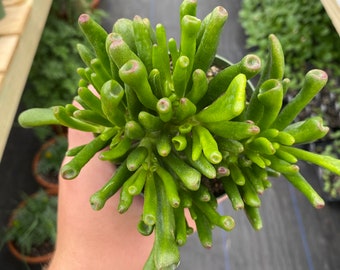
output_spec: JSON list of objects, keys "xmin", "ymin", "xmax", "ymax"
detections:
[
  {"xmin": 0, "ymin": 190, "xmax": 57, "ymax": 261},
  {"xmin": 0, "ymin": 0, "xmax": 5, "ymax": 20},
  {"xmin": 33, "ymin": 136, "xmax": 68, "ymax": 193}
]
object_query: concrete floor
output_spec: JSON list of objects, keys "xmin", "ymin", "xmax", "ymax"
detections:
[{"xmin": 1, "ymin": 0, "xmax": 340, "ymax": 269}]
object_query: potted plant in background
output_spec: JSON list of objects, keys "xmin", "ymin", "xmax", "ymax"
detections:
[
  {"xmin": 17, "ymin": 0, "xmax": 340, "ymax": 268},
  {"xmin": 0, "ymin": 189, "xmax": 57, "ymax": 265},
  {"xmin": 33, "ymin": 135, "xmax": 68, "ymax": 195}
]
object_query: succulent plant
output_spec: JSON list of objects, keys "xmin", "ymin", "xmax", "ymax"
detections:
[{"xmin": 18, "ymin": 0, "xmax": 340, "ymax": 269}]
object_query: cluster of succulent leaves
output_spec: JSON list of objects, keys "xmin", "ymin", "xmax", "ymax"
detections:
[
  {"xmin": 18, "ymin": 0, "xmax": 340, "ymax": 269},
  {"xmin": 0, "ymin": 190, "xmax": 57, "ymax": 256},
  {"xmin": 239, "ymin": 0, "xmax": 340, "ymax": 198}
]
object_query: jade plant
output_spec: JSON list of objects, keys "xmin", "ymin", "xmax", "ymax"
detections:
[{"xmin": 18, "ymin": 0, "xmax": 340, "ymax": 269}]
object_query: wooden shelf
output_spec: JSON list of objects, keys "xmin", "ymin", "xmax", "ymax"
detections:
[
  {"xmin": 0, "ymin": 0, "xmax": 52, "ymax": 162},
  {"xmin": 320, "ymin": 0, "xmax": 340, "ymax": 35}
]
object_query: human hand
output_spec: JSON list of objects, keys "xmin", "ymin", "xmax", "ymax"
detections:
[{"xmin": 48, "ymin": 128, "xmax": 154, "ymax": 270}]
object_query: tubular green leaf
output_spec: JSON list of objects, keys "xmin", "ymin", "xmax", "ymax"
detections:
[{"xmin": 18, "ymin": 108, "xmax": 60, "ymax": 128}]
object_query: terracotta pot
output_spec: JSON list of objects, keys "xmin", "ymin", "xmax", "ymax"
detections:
[
  {"xmin": 7, "ymin": 241, "xmax": 54, "ymax": 265},
  {"xmin": 51, "ymin": 124, "xmax": 68, "ymax": 136},
  {"xmin": 91, "ymin": 0, "xmax": 100, "ymax": 9},
  {"xmin": 7, "ymin": 191, "xmax": 57, "ymax": 264},
  {"xmin": 32, "ymin": 138, "xmax": 62, "ymax": 195}
]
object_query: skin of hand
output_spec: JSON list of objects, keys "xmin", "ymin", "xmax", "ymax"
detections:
[{"xmin": 47, "ymin": 128, "xmax": 154, "ymax": 270}]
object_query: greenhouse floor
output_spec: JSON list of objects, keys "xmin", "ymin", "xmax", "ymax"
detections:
[{"xmin": 1, "ymin": 0, "xmax": 340, "ymax": 269}]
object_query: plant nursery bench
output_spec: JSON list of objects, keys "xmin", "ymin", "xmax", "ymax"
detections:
[{"xmin": 320, "ymin": 0, "xmax": 340, "ymax": 35}]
